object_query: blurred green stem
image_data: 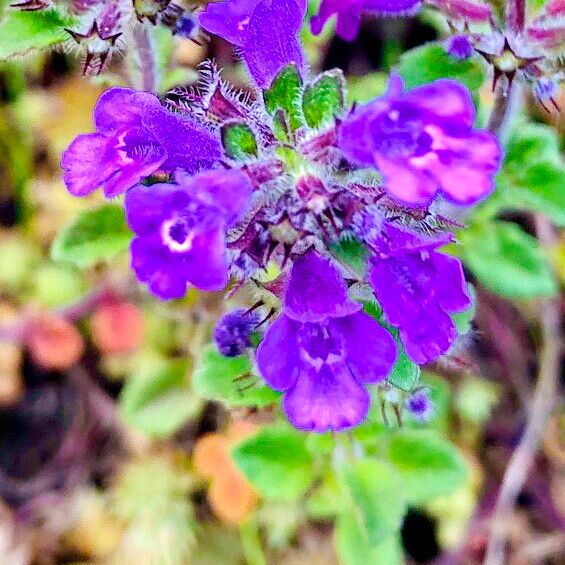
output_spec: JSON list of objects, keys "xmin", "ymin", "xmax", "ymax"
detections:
[{"xmin": 240, "ymin": 516, "xmax": 267, "ymax": 565}]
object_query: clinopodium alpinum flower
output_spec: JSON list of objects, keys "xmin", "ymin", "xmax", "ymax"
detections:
[{"xmin": 61, "ymin": 0, "xmax": 501, "ymax": 432}]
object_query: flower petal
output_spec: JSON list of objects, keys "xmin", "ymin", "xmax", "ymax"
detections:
[
  {"xmin": 332, "ymin": 312, "xmax": 396, "ymax": 383},
  {"xmin": 93, "ymin": 87, "xmax": 162, "ymax": 135},
  {"xmin": 256, "ymin": 315, "xmax": 300, "ymax": 391},
  {"xmin": 242, "ymin": 0, "xmax": 306, "ymax": 88},
  {"xmin": 284, "ymin": 251, "xmax": 361, "ymax": 323},
  {"xmin": 283, "ymin": 363, "xmax": 369, "ymax": 432}
]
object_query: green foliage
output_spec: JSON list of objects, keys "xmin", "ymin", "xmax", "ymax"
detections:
[
  {"xmin": 331, "ymin": 236, "xmax": 367, "ymax": 277},
  {"xmin": 51, "ymin": 204, "xmax": 133, "ymax": 268},
  {"xmin": 232, "ymin": 425, "xmax": 315, "ymax": 500},
  {"xmin": 388, "ymin": 346, "xmax": 421, "ymax": 392},
  {"xmin": 221, "ymin": 122, "xmax": 259, "ymax": 160},
  {"xmin": 336, "ymin": 514, "xmax": 404, "ymax": 565},
  {"xmin": 263, "ymin": 64, "xmax": 305, "ymax": 132},
  {"xmin": 0, "ymin": 7, "xmax": 74, "ymax": 59},
  {"xmin": 32, "ymin": 263, "xmax": 86, "ymax": 307},
  {"xmin": 496, "ymin": 124, "xmax": 565, "ymax": 226},
  {"xmin": 338, "ymin": 459, "xmax": 407, "ymax": 547},
  {"xmin": 302, "ymin": 69, "xmax": 345, "ymax": 128},
  {"xmin": 459, "ymin": 221, "xmax": 557, "ymax": 298},
  {"xmin": 387, "ymin": 430, "xmax": 468, "ymax": 504},
  {"xmin": 396, "ymin": 43, "xmax": 486, "ymax": 92},
  {"xmin": 113, "ymin": 456, "xmax": 196, "ymax": 563},
  {"xmin": 119, "ymin": 357, "xmax": 202, "ymax": 438},
  {"xmin": 451, "ymin": 284, "xmax": 476, "ymax": 335},
  {"xmin": 192, "ymin": 344, "xmax": 279, "ymax": 408}
]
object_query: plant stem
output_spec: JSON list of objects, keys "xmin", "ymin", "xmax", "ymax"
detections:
[
  {"xmin": 486, "ymin": 80, "xmax": 519, "ymax": 138},
  {"xmin": 483, "ymin": 216, "xmax": 562, "ymax": 565},
  {"xmin": 131, "ymin": 24, "xmax": 157, "ymax": 92},
  {"xmin": 239, "ymin": 516, "xmax": 267, "ymax": 565},
  {"xmin": 506, "ymin": 0, "xmax": 526, "ymax": 33}
]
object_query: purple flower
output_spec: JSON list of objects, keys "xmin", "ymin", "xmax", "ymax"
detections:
[
  {"xmin": 125, "ymin": 169, "xmax": 252, "ymax": 299},
  {"xmin": 446, "ymin": 35, "xmax": 474, "ymax": 59},
  {"xmin": 214, "ymin": 309, "xmax": 260, "ymax": 357},
  {"xmin": 405, "ymin": 388, "xmax": 433, "ymax": 422},
  {"xmin": 369, "ymin": 224, "xmax": 471, "ymax": 364},
  {"xmin": 61, "ymin": 87, "xmax": 222, "ymax": 198},
  {"xmin": 339, "ymin": 75, "xmax": 501, "ymax": 206},
  {"xmin": 311, "ymin": 0, "xmax": 421, "ymax": 42},
  {"xmin": 256, "ymin": 251, "xmax": 396, "ymax": 432},
  {"xmin": 199, "ymin": 0, "xmax": 307, "ymax": 88}
]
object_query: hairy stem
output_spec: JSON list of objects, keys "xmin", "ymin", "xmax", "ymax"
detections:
[
  {"xmin": 487, "ymin": 80, "xmax": 519, "ymax": 138},
  {"xmin": 131, "ymin": 24, "xmax": 157, "ymax": 92},
  {"xmin": 483, "ymin": 216, "xmax": 562, "ymax": 565},
  {"xmin": 506, "ymin": 0, "xmax": 526, "ymax": 33}
]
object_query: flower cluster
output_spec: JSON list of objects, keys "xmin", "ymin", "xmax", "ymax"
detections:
[{"xmin": 61, "ymin": 0, "xmax": 501, "ymax": 432}]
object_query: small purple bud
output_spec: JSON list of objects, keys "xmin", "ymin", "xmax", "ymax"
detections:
[
  {"xmin": 534, "ymin": 77, "xmax": 559, "ymax": 101},
  {"xmin": 214, "ymin": 309, "xmax": 260, "ymax": 357},
  {"xmin": 175, "ymin": 14, "xmax": 199, "ymax": 38},
  {"xmin": 446, "ymin": 35, "xmax": 474, "ymax": 59},
  {"xmin": 406, "ymin": 388, "xmax": 433, "ymax": 423}
]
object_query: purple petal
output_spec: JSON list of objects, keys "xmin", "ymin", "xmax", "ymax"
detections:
[
  {"xmin": 130, "ymin": 235, "xmax": 187, "ymax": 300},
  {"xmin": 179, "ymin": 226, "xmax": 230, "ymax": 291},
  {"xmin": 141, "ymin": 108, "xmax": 223, "ymax": 174},
  {"xmin": 283, "ymin": 363, "xmax": 369, "ymax": 432},
  {"xmin": 61, "ymin": 130, "xmax": 166, "ymax": 198},
  {"xmin": 242, "ymin": 0, "xmax": 306, "ymax": 88},
  {"xmin": 375, "ymin": 155, "xmax": 439, "ymax": 206},
  {"xmin": 364, "ymin": 0, "xmax": 421, "ymax": 14},
  {"xmin": 404, "ymin": 79, "xmax": 475, "ymax": 126},
  {"xmin": 332, "ymin": 312, "xmax": 396, "ymax": 383},
  {"xmin": 284, "ymin": 252, "xmax": 361, "ymax": 323},
  {"xmin": 125, "ymin": 182, "xmax": 187, "ymax": 235},
  {"xmin": 93, "ymin": 87, "xmax": 162, "ymax": 135},
  {"xmin": 256, "ymin": 315, "xmax": 301, "ymax": 390},
  {"xmin": 310, "ymin": 0, "xmax": 363, "ymax": 41},
  {"xmin": 198, "ymin": 0, "xmax": 263, "ymax": 47},
  {"xmin": 370, "ymin": 255, "xmax": 427, "ymax": 327},
  {"xmin": 430, "ymin": 253, "xmax": 471, "ymax": 313},
  {"xmin": 61, "ymin": 133, "xmax": 117, "ymax": 197},
  {"xmin": 401, "ymin": 307, "xmax": 457, "ymax": 364},
  {"xmin": 176, "ymin": 169, "xmax": 252, "ymax": 225}
]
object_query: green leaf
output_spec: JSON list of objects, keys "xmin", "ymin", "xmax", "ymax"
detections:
[
  {"xmin": 0, "ymin": 8, "xmax": 73, "ymax": 59},
  {"xmin": 388, "ymin": 346, "xmax": 421, "ymax": 392},
  {"xmin": 331, "ymin": 236, "xmax": 367, "ymax": 277},
  {"xmin": 497, "ymin": 124, "xmax": 565, "ymax": 226},
  {"xmin": 459, "ymin": 221, "xmax": 557, "ymax": 298},
  {"xmin": 505, "ymin": 123, "xmax": 561, "ymax": 167},
  {"xmin": 335, "ymin": 515, "xmax": 404, "ymax": 565},
  {"xmin": 263, "ymin": 64, "xmax": 305, "ymax": 132},
  {"xmin": 387, "ymin": 430, "xmax": 468, "ymax": 504},
  {"xmin": 192, "ymin": 344, "xmax": 279, "ymax": 408},
  {"xmin": 340, "ymin": 459, "xmax": 407, "ymax": 546},
  {"xmin": 232, "ymin": 425, "xmax": 314, "ymax": 500},
  {"xmin": 51, "ymin": 204, "xmax": 132, "ymax": 268},
  {"xmin": 221, "ymin": 122, "xmax": 258, "ymax": 160},
  {"xmin": 302, "ymin": 69, "xmax": 345, "ymax": 128},
  {"xmin": 119, "ymin": 358, "xmax": 202, "ymax": 438},
  {"xmin": 451, "ymin": 284, "xmax": 476, "ymax": 335},
  {"xmin": 396, "ymin": 43, "xmax": 486, "ymax": 92},
  {"xmin": 499, "ymin": 161, "xmax": 565, "ymax": 227}
]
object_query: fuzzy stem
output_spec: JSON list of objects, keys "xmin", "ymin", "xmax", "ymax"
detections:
[
  {"xmin": 486, "ymin": 80, "xmax": 520, "ymax": 139},
  {"xmin": 483, "ymin": 216, "xmax": 562, "ymax": 565},
  {"xmin": 506, "ymin": 0, "xmax": 526, "ymax": 33},
  {"xmin": 131, "ymin": 24, "xmax": 157, "ymax": 92}
]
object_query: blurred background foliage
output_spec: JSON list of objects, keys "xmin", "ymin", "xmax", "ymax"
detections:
[{"xmin": 0, "ymin": 1, "xmax": 563, "ymax": 564}]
